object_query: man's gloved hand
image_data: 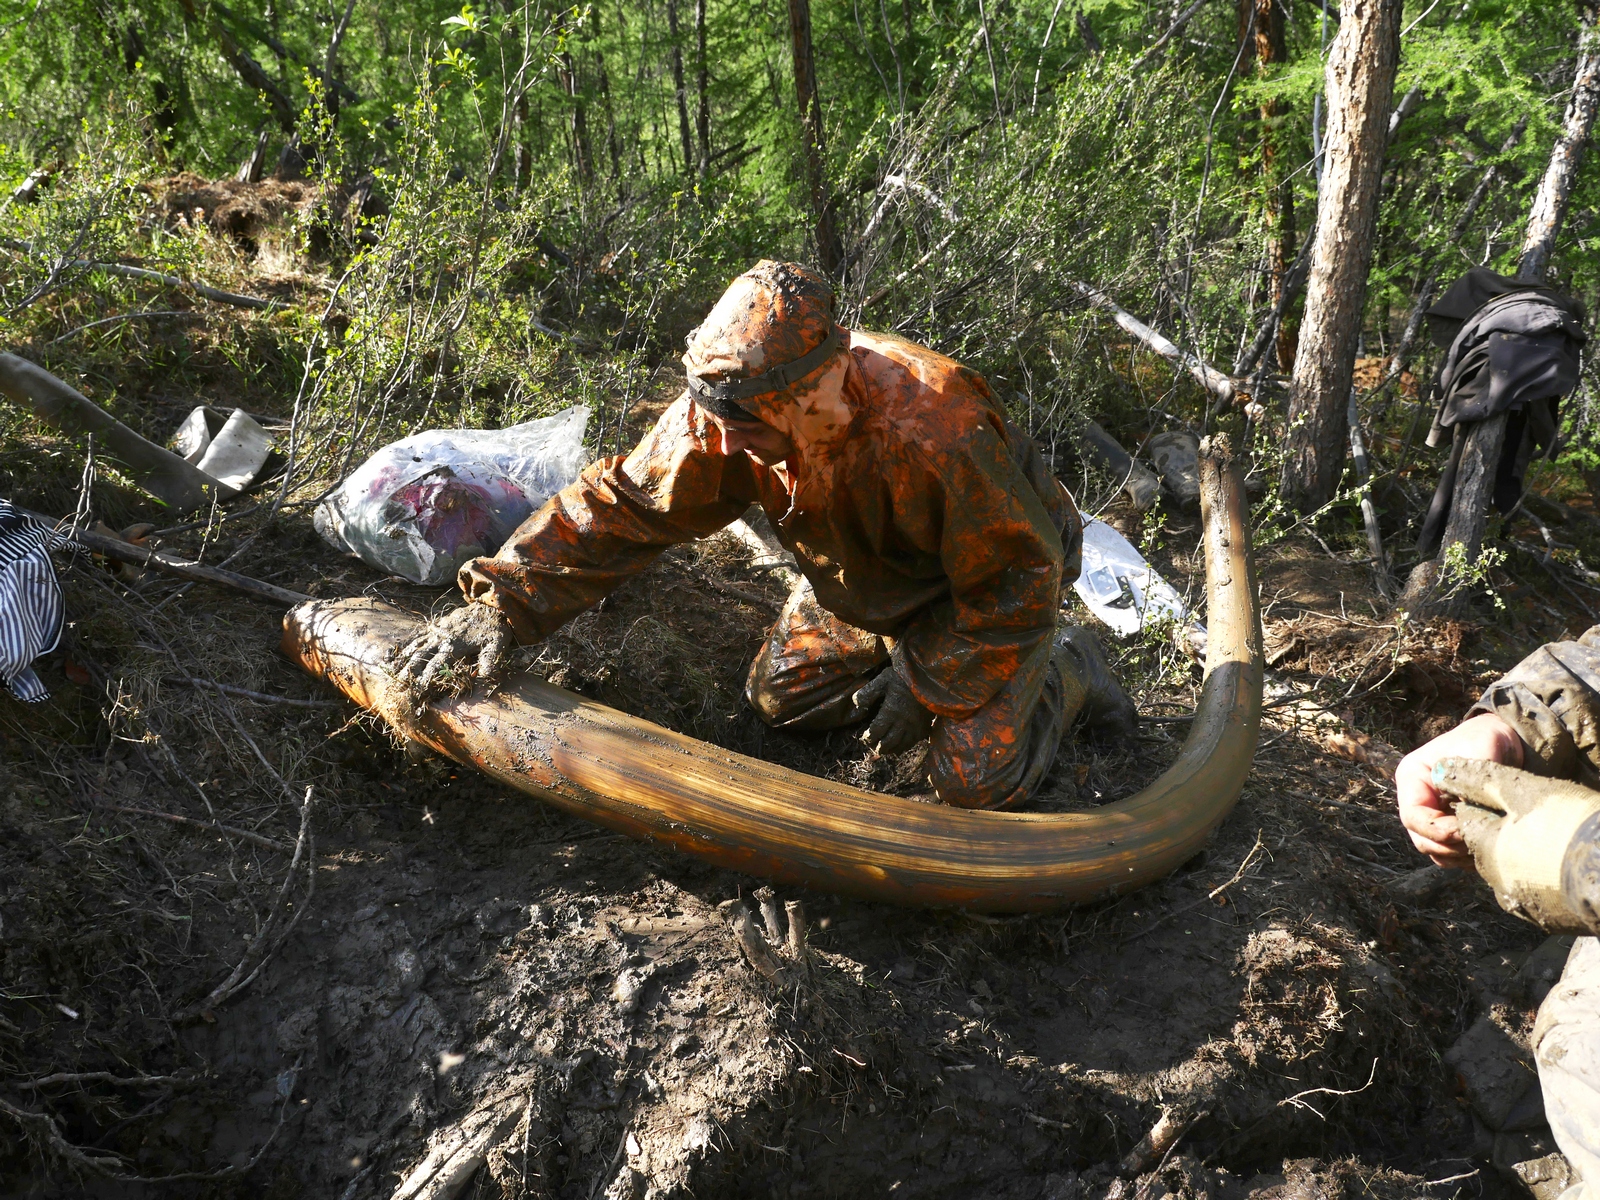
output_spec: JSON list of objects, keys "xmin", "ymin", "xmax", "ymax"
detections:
[
  {"xmin": 394, "ymin": 603, "xmax": 514, "ymax": 694},
  {"xmin": 850, "ymin": 652, "xmax": 934, "ymax": 755},
  {"xmin": 1433, "ymin": 755, "xmax": 1600, "ymax": 935}
]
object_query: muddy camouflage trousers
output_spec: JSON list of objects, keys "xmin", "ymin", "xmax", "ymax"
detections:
[
  {"xmin": 1536, "ymin": 937, "xmax": 1600, "ymax": 1199},
  {"xmin": 1473, "ymin": 626, "xmax": 1600, "ymax": 1197},
  {"xmin": 744, "ymin": 576, "xmax": 1084, "ymax": 810}
]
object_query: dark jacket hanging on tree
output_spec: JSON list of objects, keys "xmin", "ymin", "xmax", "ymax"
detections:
[{"xmin": 1416, "ymin": 267, "xmax": 1587, "ymax": 557}]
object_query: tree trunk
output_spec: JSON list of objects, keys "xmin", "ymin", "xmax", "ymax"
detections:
[
  {"xmin": 787, "ymin": 0, "xmax": 841, "ymax": 274},
  {"xmin": 667, "ymin": 0, "xmax": 696, "ymax": 177},
  {"xmin": 694, "ymin": 0, "xmax": 711, "ymax": 177},
  {"xmin": 1396, "ymin": 414, "xmax": 1506, "ymax": 613},
  {"xmin": 1278, "ymin": 0, "xmax": 1402, "ymax": 513},
  {"xmin": 1238, "ymin": 0, "xmax": 1294, "ymax": 371},
  {"xmin": 595, "ymin": 50, "xmax": 622, "ymax": 182},
  {"xmin": 558, "ymin": 49, "xmax": 593, "ymax": 185},
  {"xmin": 176, "ymin": 0, "xmax": 297, "ymax": 133},
  {"xmin": 1397, "ymin": 4, "xmax": 1600, "ymax": 615},
  {"xmin": 1519, "ymin": 2, "xmax": 1600, "ymax": 282}
]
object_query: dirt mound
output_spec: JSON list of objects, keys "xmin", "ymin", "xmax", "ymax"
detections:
[
  {"xmin": 146, "ymin": 173, "xmax": 385, "ymax": 258},
  {"xmin": 0, "ymin": 500, "xmax": 1564, "ymax": 1199},
  {"xmin": 150, "ymin": 173, "xmax": 318, "ymax": 246}
]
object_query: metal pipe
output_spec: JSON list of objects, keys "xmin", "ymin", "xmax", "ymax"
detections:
[{"xmin": 282, "ymin": 439, "xmax": 1262, "ymax": 912}]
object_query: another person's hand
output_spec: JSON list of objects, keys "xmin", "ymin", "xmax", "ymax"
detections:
[
  {"xmin": 850, "ymin": 657, "xmax": 934, "ymax": 755},
  {"xmin": 1395, "ymin": 712, "xmax": 1526, "ymax": 869},
  {"xmin": 394, "ymin": 603, "xmax": 514, "ymax": 694}
]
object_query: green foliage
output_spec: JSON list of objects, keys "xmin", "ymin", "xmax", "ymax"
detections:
[{"xmin": 0, "ymin": 0, "xmax": 1596, "ymax": 549}]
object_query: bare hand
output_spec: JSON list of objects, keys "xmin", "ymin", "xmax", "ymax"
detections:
[
  {"xmin": 394, "ymin": 604, "xmax": 514, "ymax": 694},
  {"xmin": 850, "ymin": 658, "xmax": 934, "ymax": 755},
  {"xmin": 1395, "ymin": 712, "xmax": 1526, "ymax": 869}
]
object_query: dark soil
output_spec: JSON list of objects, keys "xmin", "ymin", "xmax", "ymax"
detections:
[{"xmin": 3, "ymin": 445, "xmax": 1593, "ymax": 1200}]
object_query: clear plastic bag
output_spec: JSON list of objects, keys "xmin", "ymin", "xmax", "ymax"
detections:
[
  {"xmin": 1071, "ymin": 517, "xmax": 1193, "ymax": 637},
  {"xmin": 314, "ymin": 406, "xmax": 590, "ymax": 586}
]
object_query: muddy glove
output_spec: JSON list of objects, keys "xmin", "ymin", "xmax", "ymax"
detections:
[
  {"xmin": 394, "ymin": 603, "xmax": 514, "ymax": 694},
  {"xmin": 850, "ymin": 650, "xmax": 934, "ymax": 755},
  {"xmin": 1434, "ymin": 757, "xmax": 1600, "ymax": 935}
]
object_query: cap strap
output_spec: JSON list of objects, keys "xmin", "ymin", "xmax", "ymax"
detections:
[{"xmin": 684, "ymin": 325, "xmax": 842, "ymax": 406}]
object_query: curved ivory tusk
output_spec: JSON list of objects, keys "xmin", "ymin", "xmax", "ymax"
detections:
[{"xmin": 282, "ymin": 438, "xmax": 1262, "ymax": 912}]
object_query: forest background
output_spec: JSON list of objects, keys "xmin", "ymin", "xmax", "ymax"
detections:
[{"xmin": 0, "ymin": 0, "xmax": 1597, "ymax": 580}]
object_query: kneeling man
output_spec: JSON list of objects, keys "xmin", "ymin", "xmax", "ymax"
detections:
[{"xmin": 398, "ymin": 260, "xmax": 1134, "ymax": 809}]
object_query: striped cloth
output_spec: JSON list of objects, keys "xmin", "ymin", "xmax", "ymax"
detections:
[{"xmin": 0, "ymin": 500, "xmax": 67, "ymax": 703}]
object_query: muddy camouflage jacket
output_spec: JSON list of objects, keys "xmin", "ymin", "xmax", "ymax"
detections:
[
  {"xmin": 460, "ymin": 329, "xmax": 1082, "ymax": 720},
  {"xmin": 1473, "ymin": 626, "xmax": 1600, "ymax": 787}
]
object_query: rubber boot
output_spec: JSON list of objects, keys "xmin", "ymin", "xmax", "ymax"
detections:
[{"xmin": 1053, "ymin": 625, "xmax": 1138, "ymax": 743}]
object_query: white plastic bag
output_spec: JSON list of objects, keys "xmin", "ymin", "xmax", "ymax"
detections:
[
  {"xmin": 315, "ymin": 406, "xmax": 590, "ymax": 586},
  {"xmin": 1071, "ymin": 517, "xmax": 1196, "ymax": 638},
  {"xmin": 171, "ymin": 406, "xmax": 277, "ymax": 490}
]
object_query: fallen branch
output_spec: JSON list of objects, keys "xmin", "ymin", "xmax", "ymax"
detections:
[
  {"xmin": 86, "ymin": 261, "xmax": 279, "ymax": 310},
  {"xmin": 1119, "ymin": 1104, "xmax": 1203, "ymax": 1177},
  {"xmin": 391, "ymin": 1095, "xmax": 526, "ymax": 1200},
  {"xmin": 17, "ymin": 1070, "xmax": 198, "ymax": 1089},
  {"xmin": 39, "ymin": 515, "xmax": 311, "ymax": 605},
  {"xmin": 2, "ymin": 240, "xmax": 281, "ymax": 310},
  {"xmin": 1277, "ymin": 1058, "xmax": 1378, "ymax": 1119},
  {"xmin": 101, "ymin": 803, "xmax": 294, "ymax": 853},
  {"xmin": 1072, "ymin": 282, "xmax": 1235, "ymax": 403},
  {"xmin": 0, "ymin": 354, "xmax": 224, "ymax": 513},
  {"xmin": 162, "ymin": 676, "xmax": 342, "ymax": 708}
]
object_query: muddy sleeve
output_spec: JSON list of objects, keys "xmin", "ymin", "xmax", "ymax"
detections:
[
  {"xmin": 894, "ymin": 417, "xmax": 1065, "ymax": 718},
  {"xmin": 1469, "ymin": 625, "xmax": 1600, "ymax": 787},
  {"xmin": 458, "ymin": 395, "xmax": 754, "ymax": 644}
]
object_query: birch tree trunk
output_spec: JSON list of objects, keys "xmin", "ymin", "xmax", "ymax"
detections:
[
  {"xmin": 1396, "ymin": 2, "xmax": 1600, "ymax": 615},
  {"xmin": 1520, "ymin": 2, "xmax": 1600, "ymax": 282},
  {"xmin": 1278, "ymin": 0, "xmax": 1402, "ymax": 513},
  {"xmin": 788, "ymin": 0, "xmax": 841, "ymax": 274}
]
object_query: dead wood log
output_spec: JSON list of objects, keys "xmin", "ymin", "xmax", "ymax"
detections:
[
  {"xmin": 0, "ymin": 354, "xmax": 225, "ymax": 513},
  {"xmin": 1072, "ymin": 283, "xmax": 1236, "ymax": 404},
  {"xmin": 784, "ymin": 898, "xmax": 809, "ymax": 959},
  {"xmin": 1397, "ymin": 412, "xmax": 1505, "ymax": 614},
  {"xmin": 283, "ymin": 441, "xmax": 1262, "ymax": 913},
  {"xmin": 390, "ymin": 1095, "xmax": 525, "ymax": 1200},
  {"xmin": 34, "ymin": 515, "xmax": 311, "ymax": 606}
]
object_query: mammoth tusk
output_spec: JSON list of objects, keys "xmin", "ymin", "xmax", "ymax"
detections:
[{"xmin": 282, "ymin": 438, "xmax": 1262, "ymax": 912}]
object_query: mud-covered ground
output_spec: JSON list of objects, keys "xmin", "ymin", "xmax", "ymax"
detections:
[{"xmin": 2, "ymin": 442, "xmax": 1592, "ymax": 1199}]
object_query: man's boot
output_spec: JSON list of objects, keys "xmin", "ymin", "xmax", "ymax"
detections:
[{"xmin": 1053, "ymin": 625, "xmax": 1138, "ymax": 742}]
